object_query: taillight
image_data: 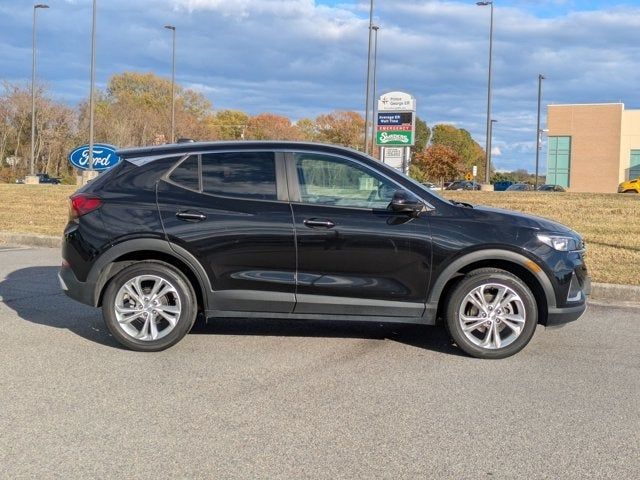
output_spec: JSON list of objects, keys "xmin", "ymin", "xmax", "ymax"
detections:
[{"xmin": 69, "ymin": 194, "xmax": 102, "ymax": 219}]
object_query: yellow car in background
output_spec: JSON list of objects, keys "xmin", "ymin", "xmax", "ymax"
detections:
[{"xmin": 618, "ymin": 177, "xmax": 640, "ymax": 193}]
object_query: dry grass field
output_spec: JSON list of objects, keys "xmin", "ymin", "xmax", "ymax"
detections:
[
  {"xmin": 442, "ymin": 191, "xmax": 640, "ymax": 286},
  {"xmin": 0, "ymin": 184, "xmax": 77, "ymax": 236},
  {"xmin": 0, "ymin": 184, "xmax": 638, "ymax": 285}
]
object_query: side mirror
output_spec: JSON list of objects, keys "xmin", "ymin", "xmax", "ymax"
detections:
[{"xmin": 388, "ymin": 190, "xmax": 425, "ymax": 216}]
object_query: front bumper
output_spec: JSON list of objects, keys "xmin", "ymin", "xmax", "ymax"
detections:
[
  {"xmin": 546, "ymin": 302, "xmax": 587, "ymax": 327},
  {"xmin": 546, "ymin": 273, "xmax": 591, "ymax": 327}
]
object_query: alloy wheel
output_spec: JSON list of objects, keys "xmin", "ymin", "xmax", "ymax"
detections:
[
  {"xmin": 458, "ymin": 283, "xmax": 526, "ymax": 350},
  {"xmin": 113, "ymin": 274, "xmax": 182, "ymax": 341}
]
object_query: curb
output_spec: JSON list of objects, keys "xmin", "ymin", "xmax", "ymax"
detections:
[
  {"xmin": 0, "ymin": 231, "xmax": 638, "ymax": 307},
  {"xmin": 0, "ymin": 232, "xmax": 61, "ymax": 249},
  {"xmin": 590, "ymin": 282, "xmax": 640, "ymax": 307}
]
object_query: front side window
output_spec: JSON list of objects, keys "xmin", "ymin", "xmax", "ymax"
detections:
[
  {"xmin": 201, "ymin": 151, "xmax": 277, "ymax": 200},
  {"xmin": 294, "ymin": 153, "xmax": 397, "ymax": 209}
]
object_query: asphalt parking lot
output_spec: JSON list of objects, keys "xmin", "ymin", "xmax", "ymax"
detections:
[{"xmin": 0, "ymin": 246, "xmax": 638, "ymax": 479}]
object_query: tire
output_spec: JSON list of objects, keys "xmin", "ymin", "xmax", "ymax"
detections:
[
  {"xmin": 444, "ymin": 268, "xmax": 538, "ymax": 359},
  {"xmin": 102, "ymin": 261, "xmax": 197, "ymax": 351}
]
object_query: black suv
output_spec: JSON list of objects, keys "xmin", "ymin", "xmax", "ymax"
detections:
[{"xmin": 59, "ymin": 142, "xmax": 590, "ymax": 358}]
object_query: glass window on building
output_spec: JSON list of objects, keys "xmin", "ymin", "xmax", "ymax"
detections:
[
  {"xmin": 547, "ymin": 136, "xmax": 571, "ymax": 187},
  {"xmin": 629, "ymin": 150, "xmax": 640, "ymax": 179}
]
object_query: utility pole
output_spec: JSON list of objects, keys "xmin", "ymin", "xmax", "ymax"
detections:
[
  {"xmin": 30, "ymin": 4, "xmax": 49, "ymax": 179},
  {"xmin": 164, "ymin": 25, "xmax": 176, "ymax": 143},
  {"xmin": 535, "ymin": 74, "xmax": 545, "ymax": 189},
  {"xmin": 363, "ymin": 0, "xmax": 374, "ymax": 153},
  {"xmin": 87, "ymin": 0, "xmax": 97, "ymax": 178}
]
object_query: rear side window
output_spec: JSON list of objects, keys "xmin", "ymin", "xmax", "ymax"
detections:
[
  {"xmin": 201, "ymin": 152, "xmax": 276, "ymax": 200},
  {"xmin": 169, "ymin": 155, "xmax": 199, "ymax": 190}
]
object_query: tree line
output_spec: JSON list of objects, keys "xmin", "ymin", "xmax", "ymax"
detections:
[{"xmin": 1, "ymin": 71, "xmax": 492, "ymax": 184}]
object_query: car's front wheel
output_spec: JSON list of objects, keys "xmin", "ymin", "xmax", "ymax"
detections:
[
  {"xmin": 444, "ymin": 268, "xmax": 538, "ymax": 359},
  {"xmin": 102, "ymin": 261, "xmax": 197, "ymax": 351}
]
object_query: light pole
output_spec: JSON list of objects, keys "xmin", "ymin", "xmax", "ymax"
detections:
[
  {"xmin": 363, "ymin": 0, "xmax": 374, "ymax": 153},
  {"xmin": 30, "ymin": 3, "xmax": 49, "ymax": 177},
  {"xmin": 87, "ymin": 0, "xmax": 97, "ymax": 175},
  {"xmin": 164, "ymin": 25, "xmax": 176, "ymax": 143},
  {"xmin": 371, "ymin": 25, "xmax": 380, "ymax": 157},
  {"xmin": 477, "ymin": 1, "xmax": 494, "ymax": 185},
  {"xmin": 535, "ymin": 74, "xmax": 545, "ymax": 189},
  {"xmin": 490, "ymin": 118, "xmax": 498, "ymax": 171}
]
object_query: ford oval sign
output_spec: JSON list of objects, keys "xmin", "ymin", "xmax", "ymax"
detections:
[{"xmin": 68, "ymin": 144, "xmax": 121, "ymax": 171}]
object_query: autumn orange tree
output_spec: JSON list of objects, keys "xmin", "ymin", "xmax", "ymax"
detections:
[
  {"xmin": 411, "ymin": 144, "xmax": 465, "ymax": 187},
  {"xmin": 430, "ymin": 124, "xmax": 486, "ymax": 180},
  {"xmin": 79, "ymin": 72, "xmax": 215, "ymax": 147},
  {"xmin": 0, "ymin": 82, "xmax": 79, "ymax": 182},
  {"xmin": 314, "ymin": 111, "xmax": 364, "ymax": 148},
  {"xmin": 244, "ymin": 113, "xmax": 301, "ymax": 140},
  {"xmin": 208, "ymin": 110, "xmax": 249, "ymax": 140}
]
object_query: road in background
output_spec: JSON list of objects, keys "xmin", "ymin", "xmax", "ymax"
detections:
[{"xmin": 1, "ymin": 247, "xmax": 638, "ymax": 479}]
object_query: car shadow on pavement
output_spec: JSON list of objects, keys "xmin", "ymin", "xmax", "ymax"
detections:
[
  {"xmin": 191, "ymin": 316, "xmax": 463, "ymax": 356},
  {"xmin": 0, "ymin": 266, "xmax": 120, "ymax": 349},
  {"xmin": 2, "ymin": 266, "xmax": 462, "ymax": 356}
]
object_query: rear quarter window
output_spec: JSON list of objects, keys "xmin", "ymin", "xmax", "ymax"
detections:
[{"xmin": 169, "ymin": 155, "xmax": 199, "ymax": 190}]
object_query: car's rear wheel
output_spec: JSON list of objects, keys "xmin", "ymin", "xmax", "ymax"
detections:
[
  {"xmin": 102, "ymin": 261, "xmax": 197, "ymax": 351},
  {"xmin": 444, "ymin": 268, "xmax": 538, "ymax": 359}
]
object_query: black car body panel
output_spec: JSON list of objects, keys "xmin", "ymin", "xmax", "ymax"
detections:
[{"xmin": 59, "ymin": 141, "xmax": 589, "ymax": 330}]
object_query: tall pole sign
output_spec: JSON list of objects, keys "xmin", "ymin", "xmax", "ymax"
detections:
[{"xmin": 376, "ymin": 91, "xmax": 416, "ymax": 174}]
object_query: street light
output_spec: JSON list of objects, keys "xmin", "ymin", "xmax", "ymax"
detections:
[
  {"xmin": 490, "ymin": 118, "xmax": 497, "ymax": 156},
  {"xmin": 363, "ymin": 0, "xmax": 374, "ymax": 153},
  {"xmin": 371, "ymin": 25, "xmax": 380, "ymax": 157},
  {"xmin": 88, "ymin": 0, "xmax": 97, "ymax": 175},
  {"xmin": 164, "ymin": 25, "xmax": 176, "ymax": 143},
  {"xmin": 477, "ymin": 1, "xmax": 494, "ymax": 185},
  {"xmin": 535, "ymin": 74, "xmax": 546, "ymax": 189},
  {"xmin": 30, "ymin": 3, "xmax": 49, "ymax": 177}
]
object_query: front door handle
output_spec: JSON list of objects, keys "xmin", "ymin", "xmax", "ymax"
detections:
[
  {"xmin": 176, "ymin": 210, "xmax": 207, "ymax": 222},
  {"xmin": 303, "ymin": 218, "xmax": 335, "ymax": 229}
]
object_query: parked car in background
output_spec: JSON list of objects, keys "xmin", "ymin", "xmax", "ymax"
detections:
[
  {"xmin": 422, "ymin": 182, "xmax": 438, "ymax": 190},
  {"xmin": 16, "ymin": 173, "xmax": 61, "ymax": 184},
  {"xmin": 506, "ymin": 183, "xmax": 534, "ymax": 192},
  {"xmin": 537, "ymin": 184, "xmax": 566, "ymax": 192},
  {"xmin": 59, "ymin": 141, "xmax": 590, "ymax": 359},
  {"xmin": 37, "ymin": 173, "xmax": 61, "ymax": 184},
  {"xmin": 493, "ymin": 181, "xmax": 513, "ymax": 192},
  {"xmin": 618, "ymin": 177, "xmax": 640, "ymax": 193},
  {"xmin": 445, "ymin": 180, "xmax": 481, "ymax": 191}
]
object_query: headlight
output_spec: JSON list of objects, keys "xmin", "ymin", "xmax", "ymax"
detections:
[{"xmin": 537, "ymin": 234, "xmax": 581, "ymax": 251}]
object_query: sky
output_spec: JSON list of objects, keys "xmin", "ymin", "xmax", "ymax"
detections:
[{"xmin": 1, "ymin": 0, "xmax": 640, "ymax": 172}]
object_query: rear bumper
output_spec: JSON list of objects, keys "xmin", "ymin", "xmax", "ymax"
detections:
[{"xmin": 58, "ymin": 265, "xmax": 96, "ymax": 307}]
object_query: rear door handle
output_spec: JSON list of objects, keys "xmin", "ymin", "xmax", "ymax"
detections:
[
  {"xmin": 176, "ymin": 210, "xmax": 207, "ymax": 222},
  {"xmin": 303, "ymin": 218, "xmax": 335, "ymax": 229}
]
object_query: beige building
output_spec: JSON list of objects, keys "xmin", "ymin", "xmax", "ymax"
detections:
[{"xmin": 546, "ymin": 103, "xmax": 640, "ymax": 192}]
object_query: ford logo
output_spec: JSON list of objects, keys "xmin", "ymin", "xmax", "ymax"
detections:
[{"xmin": 68, "ymin": 144, "xmax": 121, "ymax": 171}]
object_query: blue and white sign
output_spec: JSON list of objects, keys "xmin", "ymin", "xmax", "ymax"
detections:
[{"xmin": 68, "ymin": 144, "xmax": 121, "ymax": 171}]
